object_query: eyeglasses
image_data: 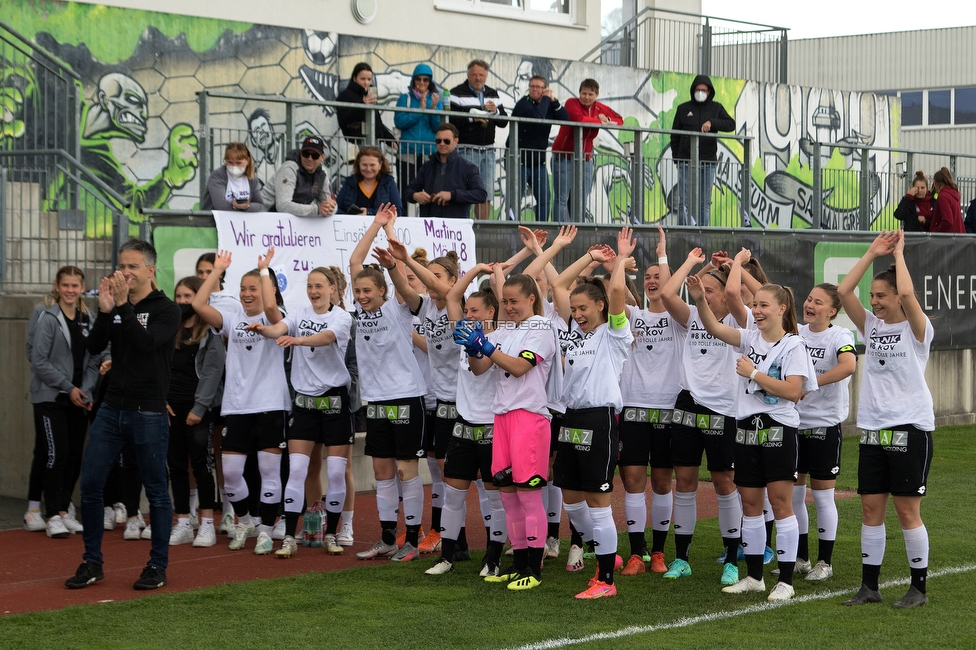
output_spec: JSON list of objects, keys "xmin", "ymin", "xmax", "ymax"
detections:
[
  {"xmin": 415, "ymin": 77, "xmax": 431, "ymax": 83},
  {"xmin": 528, "ymin": 84, "xmax": 546, "ymax": 89},
  {"xmin": 301, "ymin": 150, "xmax": 322, "ymax": 160},
  {"xmin": 435, "ymin": 138, "xmax": 453, "ymax": 144}
]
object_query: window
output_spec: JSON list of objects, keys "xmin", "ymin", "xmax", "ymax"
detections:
[
  {"xmin": 929, "ymin": 89, "xmax": 951, "ymax": 125},
  {"xmin": 435, "ymin": 0, "xmax": 575, "ymax": 25},
  {"xmin": 955, "ymin": 87, "xmax": 976, "ymax": 125},
  {"xmin": 901, "ymin": 91, "xmax": 922, "ymax": 126}
]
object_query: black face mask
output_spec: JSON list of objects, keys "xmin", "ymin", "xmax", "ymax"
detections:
[{"xmin": 179, "ymin": 303, "xmax": 196, "ymax": 322}]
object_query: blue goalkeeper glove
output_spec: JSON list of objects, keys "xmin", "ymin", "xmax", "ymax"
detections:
[{"xmin": 453, "ymin": 318, "xmax": 495, "ymax": 357}]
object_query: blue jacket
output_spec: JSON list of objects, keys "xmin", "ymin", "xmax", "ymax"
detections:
[
  {"xmin": 336, "ymin": 172, "xmax": 404, "ymax": 215},
  {"xmin": 395, "ymin": 91, "xmax": 443, "ymax": 156},
  {"xmin": 405, "ymin": 150, "xmax": 487, "ymax": 218}
]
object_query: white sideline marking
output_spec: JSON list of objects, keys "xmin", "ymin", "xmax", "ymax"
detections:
[{"xmin": 506, "ymin": 563, "xmax": 976, "ymax": 650}]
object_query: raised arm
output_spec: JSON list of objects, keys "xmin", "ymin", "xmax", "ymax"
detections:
[
  {"xmin": 661, "ymin": 247, "xmax": 705, "ymax": 327},
  {"xmin": 837, "ymin": 230, "xmax": 898, "ymax": 335},
  {"xmin": 349, "ymin": 205, "xmax": 397, "ymax": 278},
  {"xmin": 387, "ymin": 238, "xmax": 453, "ymax": 301},
  {"xmin": 256, "ymin": 246, "xmax": 283, "ymax": 324},
  {"xmin": 446, "ymin": 262, "xmax": 493, "ymax": 322},
  {"xmin": 725, "ymin": 247, "xmax": 751, "ymax": 327},
  {"xmin": 523, "ymin": 225, "xmax": 578, "ymax": 283},
  {"xmin": 609, "ymin": 227, "xmax": 636, "ymax": 317},
  {"xmin": 373, "ymin": 245, "xmax": 422, "ymax": 311},
  {"xmin": 192, "ymin": 249, "xmax": 231, "ymax": 330},
  {"xmin": 892, "ymin": 229, "xmax": 928, "ymax": 342},
  {"xmin": 552, "ymin": 246, "xmax": 614, "ymax": 324},
  {"xmin": 655, "ymin": 226, "xmax": 672, "ymax": 289},
  {"xmin": 686, "ymin": 275, "xmax": 741, "ymax": 347}
]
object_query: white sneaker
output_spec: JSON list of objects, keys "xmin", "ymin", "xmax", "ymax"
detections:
[
  {"xmin": 140, "ymin": 523, "xmax": 153, "ymax": 540},
  {"xmin": 425, "ymin": 559, "xmax": 454, "ymax": 575},
  {"xmin": 545, "ymin": 536, "xmax": 560, "ymax": 559},
  {"xmin": 254, "ymin": 531, "xmax": 274, "ymax": 555},
  {"xmin": 336, "ymin": 522, "xmax": 354, "ymax": 547},
  {"xmin": 795, "ymin": 557, "xmax": 813, "ymax": 574},
  {"xmin": 229, "ymin": 521, "xmax": 254, "ymax": 550},
  {"xmin": 113, "ymin": 502, "xmax": 127, "ymax": 525},
  {"xmin": 46, "ymin": 514, "xmax": 70, "ymax": 538},
  {"xmin": 271, "ymin": 518, "xmax": 286, "ymax": 540},
  {"xmin": 193, "ymin": 524, "xmax": 217, "ymax": 548},
  {"xmin": 220, "ymin": 511, "xmax": 235, "ymax": 535},
  {"xmin": 169, "ymin": 522, "xmax": 194, "ymax": 546},
  {"xmin": 63, "ymin": 511, "xmax": 84, "ymax": 534},
  {"xmin": 566, "ymin": 544, "xmax": 585, "ymax": 572},
  {"xmin": 722, "ymin": 576, "xmax": 766, "ymax": 594},
  {"xmin": 24, "ymin": 508, "xmax": 46, "ymax": 532},
  {"xmin": 124, "ymin": 517, "xmax": 143, "ymax": 540},
  {"xmin": 767, "ymin": 581, "xmax": 795, "ymax": 601},
  {"xmin": 805, "ymin": 560, "xmax": 834, "ymax": 581},
  {"xmin": 189, "ymin": 511, "xmax": 199, "ymax": 530},
  {"xmin": 103, "ymin": 507, "xmax": 116, "ymax": 530},
  {"xmin": 275, "ymin": 535, "xmax": 298, "ymax": 558}
]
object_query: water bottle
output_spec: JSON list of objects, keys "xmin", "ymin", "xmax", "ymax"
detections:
[
  {"xmin": 760, "ymin": 361, "xmax": 781, "ymax": 405},
  {"xmin": 439, "ymin": 87, "xmax": 450, "ymax": 124}
]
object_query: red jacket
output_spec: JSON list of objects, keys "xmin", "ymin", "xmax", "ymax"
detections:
[
  {"xmin": 930, "ymin": 186, "xmax": 964, "ymax": 233},
  {"xmin": 552, "ymin": 99, "xmax": 623, "ymax": 161}
]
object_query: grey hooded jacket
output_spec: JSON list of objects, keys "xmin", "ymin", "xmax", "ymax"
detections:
[{"xmin": 29, "ymin": 303, "xmax": 100, "ymax": 405}]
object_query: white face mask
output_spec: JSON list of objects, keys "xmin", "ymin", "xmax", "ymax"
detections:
[
  {"xmin": 694, "ymin": 90, "xmax": 708, "ymax": 103},
  {"xmin": 226, "ymin": 165, "xmax": 246, "ymax": 178}
]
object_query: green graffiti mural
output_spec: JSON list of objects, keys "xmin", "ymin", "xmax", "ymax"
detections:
[{"xmin": 4, "ymin": 0, "xmax": 900, "ymax": 235}]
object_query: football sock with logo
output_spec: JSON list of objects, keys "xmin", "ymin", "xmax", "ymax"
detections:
[
  {"xmin": 860, "ymin": 524, "xmax": 886, "ymax": 590},
  {"xmin": 775, "ymin": 515, "xmax": 799, "ymax": 585},
  {"xmin": 650, "ymin": 490, "xmax": 672, "ymax": 553},
  {"xmin": 903, "ymin": 525, "xmax": 929, "ymax": 593},
  {"xmin": 813, "ymin": 488, "xmax": 837, "ymax": 564},
  {"xmin": 742, "ymin": 514, "xmax": 766, "ymax": 580}
]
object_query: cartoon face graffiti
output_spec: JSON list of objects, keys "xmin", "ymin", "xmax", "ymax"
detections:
[
  {"xmin": 247, "ymin": 107, "xmax": 277, "ymax": 165},
  {"xmin": 94, "ymin": 72, "xmax": 149, "ymax": 142}
]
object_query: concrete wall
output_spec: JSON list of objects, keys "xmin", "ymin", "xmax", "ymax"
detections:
[{"xmin": 2, "ymin": 293, "xmax": 973, "ymax": 500}]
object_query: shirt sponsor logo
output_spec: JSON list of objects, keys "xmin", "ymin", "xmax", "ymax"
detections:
[{"xmin": 136, "ymin": 312, "xmax": 149, "ymax": 328}]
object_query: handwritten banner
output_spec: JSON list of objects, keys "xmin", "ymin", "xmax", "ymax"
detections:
[{"xmin": 212, "ymin": 211, "xmax": 478, "ymax": 307}]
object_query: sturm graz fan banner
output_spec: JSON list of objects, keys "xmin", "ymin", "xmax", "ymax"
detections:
[{"xmin": 474, "ymin": 224, "xmax": 976, "ymax": 351}]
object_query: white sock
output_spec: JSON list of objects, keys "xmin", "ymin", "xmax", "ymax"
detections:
[
  {"xmin": 475, "ymin": 479, "xmax": 491, "ymax": 526},
  {"xmin": 651, "ymin": 491, "xmax": 673, "ymax": 532},
  {"xmin": 177, "ymin": 516, "xmax": 190, "ymax": 527},
  {"xmin": 28, "ymin": 500, "xmax": 41, "ymax": 511},
  {"xmin": 341, "ymin": 510, "xmax": 354, "ymax": 529},
  {"xmin": 563, "ymin": 500, "xmax": 593, "ymax": 544},
  {"xmin": 284, "ymin": 453, "xmax": 310, "ymax": 514},
  {"xmin": 325, "ymin": 456, "xmax": 347, "ymax": 515},
  {"xmin": 716, "ymin": 491, "xmax": 742, "ymax": 539},
  {"xmin": 903, "ymin": 524, "xmax": 929, "ymax": 569},
  {"xmin": 441, "ymin": 485, "xmax": 467, "ymax": 541},
  {"xmin": 426, "ymin": 457, "xmax": 444, "ymax": 509},
  {"xmin": 624, "ymin": 491, "xmax": 646, "ymax": 533},
  {"xmin": 792, "ymin": 485, "xmax": 809, "ymax": 534},
  {"xmin": 775, "ymin": 515, "xmax": 799, "ymax": 563},
  {"xmin": 257, "ymin": 451, "xmax": 282, "ymax": 508},
  {"xmin": 861, "ymin": 523, "xmax": 886, "ymax": 566},
  {"xmin": 672, "ymin": 490, "xmax": 697, "ymax": 536},
  {"xmin": 812, "ymin": 488, "xmax": 837, "ymax": 540},
  {"xmin": 400, "ymin": 476, "xmax": 424, "ymax": 531},
  {"xmin": 547, "ymin": 484, "xmax": 563, "ymax": 524},
  {"xmin": 487, "ymin": 489, "xmax": 507, "ymax": 544},
  {"xmin": 589, "ymin": 506, "xmax": 617, "ymax": 555},
  {"xmin": 257, "ymin": 524, "xmax": 272, "ymax": 536},
  {"xmin": 742, "ymin": 514, "xmax": 765, "ymax": 557},
  {"xmin": 200, "ymin": 517, "xmax": 214, "ymax": 528},
  {"xmin": 221, "ymin": 454, "xmax": 248, "ymax": 504},
  {"xmin": 375, "ymin": 479, "xmax": 398, "ymax": 522}
]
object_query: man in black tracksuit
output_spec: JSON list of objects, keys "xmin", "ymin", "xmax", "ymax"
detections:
[
  {"xmin": 405, "ymin": 123, "xmax": 487, "ymax": 218},
  {"xmin": 66, "ymin": 238, "xmax": 181, "ymax": 592},
  {"xmin": 670, "ymin": 74, "xmax": 735, "ymax": 226}
]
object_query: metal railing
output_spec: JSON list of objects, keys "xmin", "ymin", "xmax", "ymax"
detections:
[
  {"xmin": 1, "ymin": 149, "xmax": 129, "ymax": 292},
  {"xmin": 198, "ymin": 90, "xmax": 753, "ymax": 227},
  {"xmin": 582, "ymin": 7, "xmax": 788, "ymax": 84},
  {"xmin": 0, "ymin": 20, "xmax": 81, "ymax": 160}
]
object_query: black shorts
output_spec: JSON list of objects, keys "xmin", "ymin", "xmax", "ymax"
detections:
[
  {"xmin": 618, "ymin": 406, "xmax": 673, "ymax": 468},
  {"xmin": 443, "ymin": 419, "xmax": 494, "ymax": 482},
  {"xmin": 549, "ymin": 411, "xmax": 563, "ymax": 457},
  {"xmin": 552, "ymin": 407, "xmax": 617, "ymax": 493},
  {"xmin": 288, "ymin": 387, "xmax": 353, "ymax": 446},
  {"xmin": 732, "ymin": 413, "xmax": 799, "ymax": 488},
  {"xmin": 797, "ymin": 424, "xmax": 843, "ymax": 481},
  {"xmin": 363, "ymin": 396, "xmax": 426, "ymax": 461},
  {"xmin": 221, "ymin": 411, "xmax": 287, "ymax": 454},
  {"xmin": 669, "ymin": 390, "xmax": 735, "ymax": 472},
  {"xmin": 421, "ymin": 401, "xmax": 456, "ymax": 459},
  {"xmin": 857, "ymin": 425, "xmax": 932, "ymax": 497},
  {"xmin": 212, "ymin": 406, "xmax": 225, "ymax": 428}
]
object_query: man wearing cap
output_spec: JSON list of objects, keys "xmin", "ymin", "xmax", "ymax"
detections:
[{"xmin": 270, "ymin": 136, "xmax": 337, "ymax": 217}]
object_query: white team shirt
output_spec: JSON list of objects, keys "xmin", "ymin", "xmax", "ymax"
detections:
[
  {"xmin": 283, "ymin": 304, "xmax": 352, "ymax": 396},
  {"xmin": 798, "ymin": 324, "xmax": 856, "ymax": 428},
  {"xmin": 735, "ymin": 329, "xmax": 818, "ymax": 427},
  {"xmin": 491, "ymin": 315, "xmax": 558, "ymax": 418},
  {"xmin": 562, "ymin": 319, "xmax": 633, "ymax": 413},
  {"xmin": 455, "ymin": 330, "xmax": 498, "ymax": 424},
  {"xmin": 356, "ymin": 299, "xmax": 427, "ymax": 403},
  {"xmin": 678, "ymin": 305, "xmax": 740, "ymax": 416},
  {"xmin": 215, "ymin": 302, "xmax": 291, "ymax": 415},
  {"xmin": 411, "ymin": 312, "xmax": 437, "ymax": 409},
  {"xmin": 620, "ymin": 305, "xmax": 682, "ymax": 409},
  {"xmin": 856, "ymin": 312, "xmax": 935, "ymax": 432},
  {"xmin": 418, "ymin": 297, "xmax": 458, "ymax": 403}
]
